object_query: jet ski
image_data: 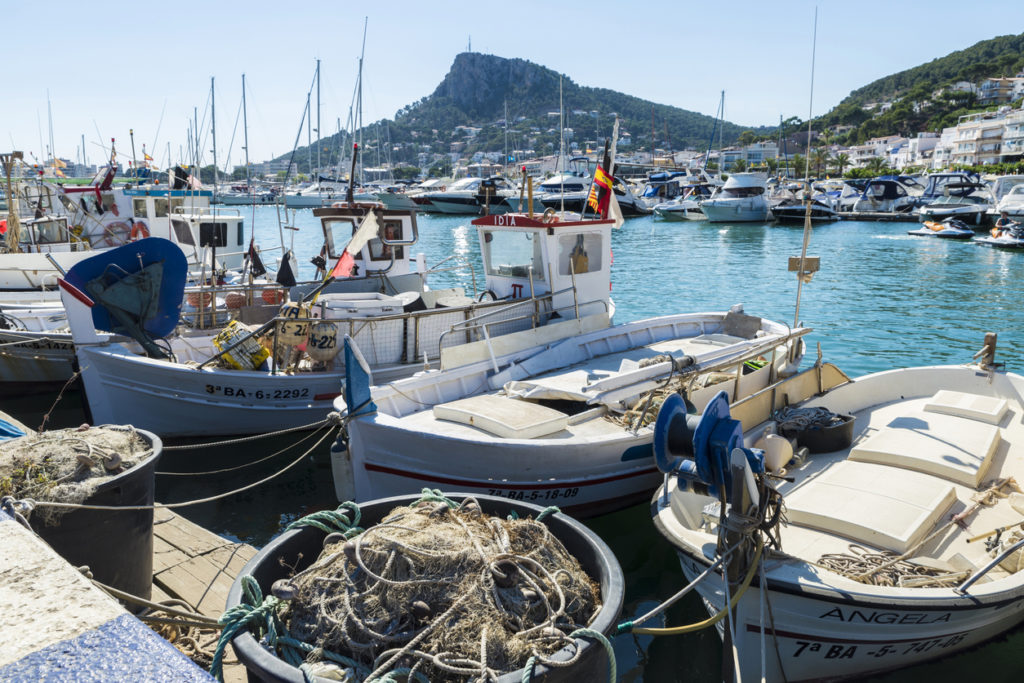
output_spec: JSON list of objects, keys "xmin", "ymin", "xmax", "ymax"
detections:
[{"xmin": 907, "ymin": 217, "xmax": 974, "ymax": 239}]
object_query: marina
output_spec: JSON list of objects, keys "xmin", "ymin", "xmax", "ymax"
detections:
[{"xmin": 5, "ymin": 205, "xmax": 1024, "ymax": 680}]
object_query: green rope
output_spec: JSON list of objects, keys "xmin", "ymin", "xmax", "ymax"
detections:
[
  {"xmin": 412, "ymin": 487, "xmax": 459, "ymax": 508},
  {"xmin": 615, "ymin": 619, "xmax": 634, "ymax": 635},
  {"xmin": 535, "ymin": 506, "xmax": 560, "ymax": 522},
  {"xmin": 285, "ymin": 500, "xmax": 363, "ymax": 536},
  {"xmin": 368, "ymin": 668, "xmax": 431, "ymax": 683},
  {"xmin": 521, "ymin": 655, "xmax": 537, "ymax": 683}
]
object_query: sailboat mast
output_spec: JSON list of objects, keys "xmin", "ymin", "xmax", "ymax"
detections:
[
  {"xmin": 356, "ymin": 17, "xmax": 367, "ymax": 186},
  {"xmin": 306, "ymin": 92, "xmax": 312, "ymax": 181},
  {"xmin": 47, "ymin": 91, "xmax": 56, "ymax": 173},
  {"xmin": 211, "ymin": 77, "xmax": 219, "ymax": 195},
  {"xmin": 316, "ymin": 59, "xmax": 321, "ymax": 177},
  {"xmin": 242, "ymin": 74, "xmax": 250, "ymax": 191}
]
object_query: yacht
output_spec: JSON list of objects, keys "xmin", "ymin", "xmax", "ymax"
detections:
[
  {"xmin": 918, "ymin": 179, "xmax": 995, "ymax": 226},
  {"xmin": 419, "ymin": 176, "xmax": 519, "ymax": 215},
  {"xmin": 699, "ymin": 173, "xmax": 770, "ymax": 223},
  {"xmin": 851, "ymin": 177, "xmax": 917, "ymax": 214},
  {"xmin": 992, "ymin": 175, "xmax": 1024, "ymax": 221}
]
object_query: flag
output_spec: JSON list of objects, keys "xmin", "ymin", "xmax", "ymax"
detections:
[
  {"xmin": 246, "ymin": 237, "xmax": 267, "ymax": 277},
  {"xmin": 54, "ymin": 168, "xmax": 66, "ymax": 178},
  {"xmin": 586, "ymin": 166, "xmax": 613, "ymax": 217},
  {"xmin": 54, "ymin": 158, "xmax": 67, "ymax": 169},
  {"xmin": 144, "ymin": 153, "xmax": 153, "ymax": 161},
  {"xmin": 607, "ymin": 187, "xmax": 624, "ymax": 229},
  {"xmin": 276, "ymin": 249, "xmax": 298, "ymax": 287},
  {"xmin": 330, "ymin": 210, "xmax": 380, "ymax": 279}
]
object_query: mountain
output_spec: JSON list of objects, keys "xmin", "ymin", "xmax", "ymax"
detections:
[
  {"xmin": 817, "ymin": 33, "xmax": 1024, "ymax": 143},
  {"xmin": 273, "ymin": 52, "xmax": 771, "ymax": 174}
]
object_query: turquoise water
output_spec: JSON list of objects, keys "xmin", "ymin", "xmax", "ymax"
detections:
[{"xmin": 4, "ymin": 208, "xmax": 1024, "ymax": 681}]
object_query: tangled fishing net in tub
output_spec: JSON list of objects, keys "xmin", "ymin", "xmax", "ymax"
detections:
[
  {"xmin": 0, "ymin": 425, "xmax": 149, "ymax": 525},
  {"xmin": 249, "ymin": 493, "xmax": 602, "ymax": 682}
]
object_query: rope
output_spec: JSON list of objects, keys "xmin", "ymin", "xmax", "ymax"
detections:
[
  {"xmin": 285, "ymin": 500, "xmax": 362, "ymax": 535},
  {"xmin": 14, "ymin": 423, "xmax": 337, "ymax": 512},
  {"xmin": 156, "ymin": 423, "xmax": 331, "ymax": 476},
  {"xmin": 162, "ymin": 412, "xmax": 341, "ymax": 450},
  {"xmin": 626, "ymin": 537, "xmax": 764, "ymax": 636},
  {"xmin": 0, "ymin": 334, "xmax": 65, "ymax": 347}
]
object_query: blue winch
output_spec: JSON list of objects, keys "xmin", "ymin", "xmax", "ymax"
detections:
[{"xmin": 653, "ymin": 390, "xmax": 764, "ymax": 498}]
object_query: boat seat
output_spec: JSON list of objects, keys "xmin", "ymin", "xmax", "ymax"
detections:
[
  {"xmin": 785, "ymin": 460, "xmax": 956, "ymax": 555},
  {"xmin": 923, "ymin": 390, "xmax": 1009, "ymax": 425},
  {"xmin": 432, "ymin": 394, "xmax": 568, "ymax": 439},
  {"xmin": 848, "ymin": 414, "xmax": 999, "ymax": 487}
]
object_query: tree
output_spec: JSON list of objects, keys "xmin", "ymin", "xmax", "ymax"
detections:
[
  {"xmin": 790, "ymin": 154, "xmax": 807, "ymax": 178},
  {"xmin": 811, "ymin": 148, "xmax": 830, "ymax": 178},
  {"xmin": 731, "ymin": 159, "xmax": 748, "ymax": 172},
  {"xmin": 865, "ymin": 156, "xmax": 889, "ymax": 175},
  {"xmin": 832, "ymin": 153, "xmax": 851, "ymax": 175},
  {"xmin": 738, "ymin": 130, "xmax": 756, "ymax": 146}
]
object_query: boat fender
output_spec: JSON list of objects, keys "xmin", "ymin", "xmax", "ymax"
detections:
[
  {"xmin": 478, "ymin": 290, "xmax": 498, "ymax": 302},
  {"xmin": 130, "ymin": 221, "xmax": 150, "ymax": 240},
  {"xmin": 542, "ymin": 207, "xmax": 558, "ymax": 224}
]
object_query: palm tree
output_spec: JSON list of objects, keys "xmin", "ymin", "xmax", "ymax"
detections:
[
  {"xmin": 833, "ymin": 153, "xmax": 851, "ymax": 176},
  {"xmin": 811, "ymin": 148, "xmax": 830, "ymax": 178},
  {"xmin": 865, "ymin": 156, "xmax": 889, "ymax": 175},
  {"xmin": 732, "ymin": 159, "xmax": 748, "ymax": 172}
]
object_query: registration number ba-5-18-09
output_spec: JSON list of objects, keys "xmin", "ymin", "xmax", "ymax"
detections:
[
  {"xmin": 205, "ymin": 385, "xmax": 310, "ymax": 400},
  {"xmin": 486, "ymin": 488, "xmax": 580, "ymax": 501}
]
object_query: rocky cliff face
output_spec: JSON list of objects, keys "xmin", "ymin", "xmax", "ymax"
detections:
[{"xmin": 430, "ymin": 53, "xmax": 564, "ymax": 118}]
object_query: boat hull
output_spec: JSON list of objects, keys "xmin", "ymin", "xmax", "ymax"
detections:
[
  {"xmin": 673, "ymin": 546, "xmax": 1024, "ymax": 682},
  {"xmin": 75, "ymin": 344, "xmax": 345, "ymax": 437},
  {"xmin": 701, "ymin": 199, "xmax": 770, "ymax": 223}
]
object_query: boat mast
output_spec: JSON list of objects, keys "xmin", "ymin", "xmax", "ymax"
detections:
[
  {"xmin": 356, "ymin": 17, "xmax": 367, "ymax": 187},
  {"xmin": 793, "ymin": 6, "xmax": 819, "ymax": 329},
  {"xmin": 242, "ymin": 74, "xmax": 251, "ymax": 194},
  {"xmin": 211, "ymin": 77, "xmax": 219, "ymax": 198},
  {"xmin": 316, "ymin": 59, "xmax": 321, "ymax": 179}
]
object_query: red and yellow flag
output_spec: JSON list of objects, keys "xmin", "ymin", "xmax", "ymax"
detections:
[{"xmin": 587, "ymin": 165, "xmax": 613, "ymax": 217}]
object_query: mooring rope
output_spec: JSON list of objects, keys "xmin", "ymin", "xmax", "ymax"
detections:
[{"xmin": 162, "ymin": 412, "xmax": 342, "ymax": 450}]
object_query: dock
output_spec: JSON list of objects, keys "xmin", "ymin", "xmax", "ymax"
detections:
[
  {"xmin": 838, "ymin": 210, "xmax": 918, "ymax": 222},
  {"xmin": 153, "ymin": 508, "xmax": 258, "ymax": 683}
]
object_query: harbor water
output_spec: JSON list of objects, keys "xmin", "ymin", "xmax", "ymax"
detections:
[{"xmin": 4, "ymin": 208, "xmax": 1024, "ymax": 681}]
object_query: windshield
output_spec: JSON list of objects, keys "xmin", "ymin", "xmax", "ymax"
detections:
[{"xmin": 481, "ymin": 230, "xmax": 545, "ymax": 280}]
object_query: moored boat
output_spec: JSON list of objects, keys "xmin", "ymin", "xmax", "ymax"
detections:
[
  {"xmin": 700, "ymin": 173, "xmax": 770, "ymax": 223},
  {"xmin": 645, "ymin": 339, "xmax": 1024, "ymax": 681}
]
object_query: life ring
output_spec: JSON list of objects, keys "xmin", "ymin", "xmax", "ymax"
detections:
[
  {"xmin": 542, "ymin": 207, "xmax": 558, "ymax": 224},
  {"xmin": 130, "ymin": 221, "xmax": 150, "ymax": 240}
]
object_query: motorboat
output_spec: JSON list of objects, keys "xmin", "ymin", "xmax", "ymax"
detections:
[
  {"xmin": 833, "ymin": 179, "xmax": 869, "ymax": 213},
  {"xmin": 770, "ymin": 185, "xmax": 840, "ymax": 223},
  {"xmin": 907, "ymin": 218, "xmax": 975, "ymax": 239},
  {"xmin": 539, "ymin": 170, "xmax": 650, "ymax": 218},
  {"xmin": 995, "ymin": 183, "xmax": 1024, "ymax": 221},
  {"xmin": 57, "ymin": 206, "xmax": 631, "ymax": 437},
  {"xmin": 418, "ymin": 176, "xmax": 520, "ymax": 215},
  {"xmin": 219, "ymin": 185, "xmax": 280, "ymax": 206},
  {"xmin": 375, "ymin": 183, "xmax": 420, "ymax": 212},
  {"xmin": 918, "ymin": 180, "xmax": 995, "ymax": 226},
  {"xmin": 918, "ymin": 171, "xmax": 982, "ymax": 206},
  {"xmin": 653, "ymin": 184, "xmax": 715, "ymax": 221},
  {"xmin": 850, "ymin": 177, "xmax": 917, "ymax": 214},
  {"xmin": 282, "ymin": 182, "xmax": 345, "ymax": 209},
  {"xmin": 699, "ymin": 173, "xmax": 770, "ymax": 223},
  {"xmin": 331, "ymin": 296, "xmax": 807, "ymax": 518},
  {"xmin": 646, "ymin": 340, "xmax": 1024, "ymax": 681}
]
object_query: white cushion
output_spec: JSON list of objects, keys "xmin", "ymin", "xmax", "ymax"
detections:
[
  {"xmin": 924, "ymin": 390, "xmax": 1008, "ymax": 425},
  {"xmin": 433, "ymin": 395, "xmax": 567, "ymax": 439},
  {"xmin": 786, "ymin": 460, "xmax": 956, "ymax": 554}
]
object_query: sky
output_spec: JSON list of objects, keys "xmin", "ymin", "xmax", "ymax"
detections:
[{"xmin": 6, "ymin": 1, "xmax": 1024, "ymax": 170}]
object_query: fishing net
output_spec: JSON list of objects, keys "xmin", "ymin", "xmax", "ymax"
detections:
[
  {"xmin": 279, "ymin": 498, "xmax": 601, "ymax": 681},
  {"xmin": 0, "ymin": 425, "xmax": 150, "ymax": 525}
]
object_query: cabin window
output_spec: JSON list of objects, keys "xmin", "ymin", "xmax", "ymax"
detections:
[
  {"xmin": 33, "ymin": 219, "xmax": 67, "ymax": 245},
  {"xmin": 368, "ymin": 220, "xmax": 404, "ymax": 261},
  {"xmin": 169, "ymin": 197, "xmax": 185, "ymax": 213},
  {"xmin": 558, "ymin": 233, "xmax": 602, "ymax": 275},
  {"xmin": 237, "ymin": 222, "xmax": 244, "ymax": 246},
  {"xmin": 171, "ymin": 218, "xmax": 195, "ymax": 246},
  {"xmin": 133, "ymin": 199, "xmax": 148, "ymax": 216},
  {"xmin": 153, "ymin": 198, "xmax": 169, "ymax": 217},
  {"xmin": 199, "ymin": 222, "xmax": 228, "ymax": 248},
  {"xmin": 323, "ymin": 217, "xmax": 359, "ymax": 259},
  {"xmin": 482, "ymin": 230, "xmax": 545, "ymax": 281}
]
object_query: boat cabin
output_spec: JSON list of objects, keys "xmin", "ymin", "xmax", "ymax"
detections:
[
  {"xmin": 2, "ymin": 216, "xmax": 89, "ymax": 254},
  {"xmin": 473, "ymin": 213, "xmax": 613, "ymax": 320}
]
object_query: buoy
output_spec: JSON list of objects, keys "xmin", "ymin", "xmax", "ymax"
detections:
[
  {"xmin": 261, "ymin": 288, "xmax": 286, "ymax": 305},
  {"xmin": 276, "ymin": 302, "xmax": 310, "ymax": 345},
  {"xmin": 186, "ymin": 291, "xmax": 213, "ymax": 308},
  {"xmin": 225, "ymin": 292, "xmax": 246, "ymax": 309},
  {"xmin": 305, "ymin": 321, "xmax": 340, "ymax": 361}
]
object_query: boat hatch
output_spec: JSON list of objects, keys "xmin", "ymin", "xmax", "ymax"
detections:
[
  {"xmin": 432, "ymin": 394, "xmax": 568, "ymax": 439},
  {"xmin": 785, "ymin": 460, "xmax": 956, "ymax": 554},
  {"xmin": 923, "ymin": 389, "xmax": 1009, "ymax": 425},
  {"xmin": 849, "ymin": 410, "xmax": 999, "ymax": 487}
]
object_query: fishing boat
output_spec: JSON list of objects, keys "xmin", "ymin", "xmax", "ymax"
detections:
[
  {"xmin": 57, "ymin": 203, "xmax": 626, "ymax": 437},
  {"xmin": 699, "ymin": 173, "xmax": 770, "ymax": 223},
  {"xmin": 647, "ymin": 337, "xmax": 1024, "ymax": 681},
  {"xmin": 331, "ymin": 297, "xmax": 806, "ymax": 517},
  {"xmin": 907, "ymin": 218, "xmax": 974, "ymax": 239}
]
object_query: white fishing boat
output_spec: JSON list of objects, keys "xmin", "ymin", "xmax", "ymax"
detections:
[
  {"xmin": 58, "ymin": 205, "xmax": 623, "ymax": 437},
  {"xmin": 331, "ymin": 299, "xmax": 806, "ymax": 517},
  {"xmin": 699, "ymin": 173, "xmax": 770, "ymax": 223},
  {"xmin": 647, "ymin": 339, "xmax": 1024, "ymax": 680}
]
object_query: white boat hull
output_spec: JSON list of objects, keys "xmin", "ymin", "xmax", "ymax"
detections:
[
  {"xmin": 76, "ymin": 344, "xmax": 344, "ymax": 437},
  {"xmin": 674, "ymin": 548, "xmax": 1024, "ymax": 681},
  {"xmin": 0, "ymin": 329, "xmax": 75, "ymax": 386},
  {"xmin": 700, "ymin": 198, "xmax": 770, "ymax": 223},
  {"xmin": 0, "ymin": 250, "xmax": 98, "ymax": 291}
]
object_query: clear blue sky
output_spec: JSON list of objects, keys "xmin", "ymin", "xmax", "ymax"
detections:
[{"xmin": 7, "ymin": 1, "xmax": 1024, "ymax": 169}]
